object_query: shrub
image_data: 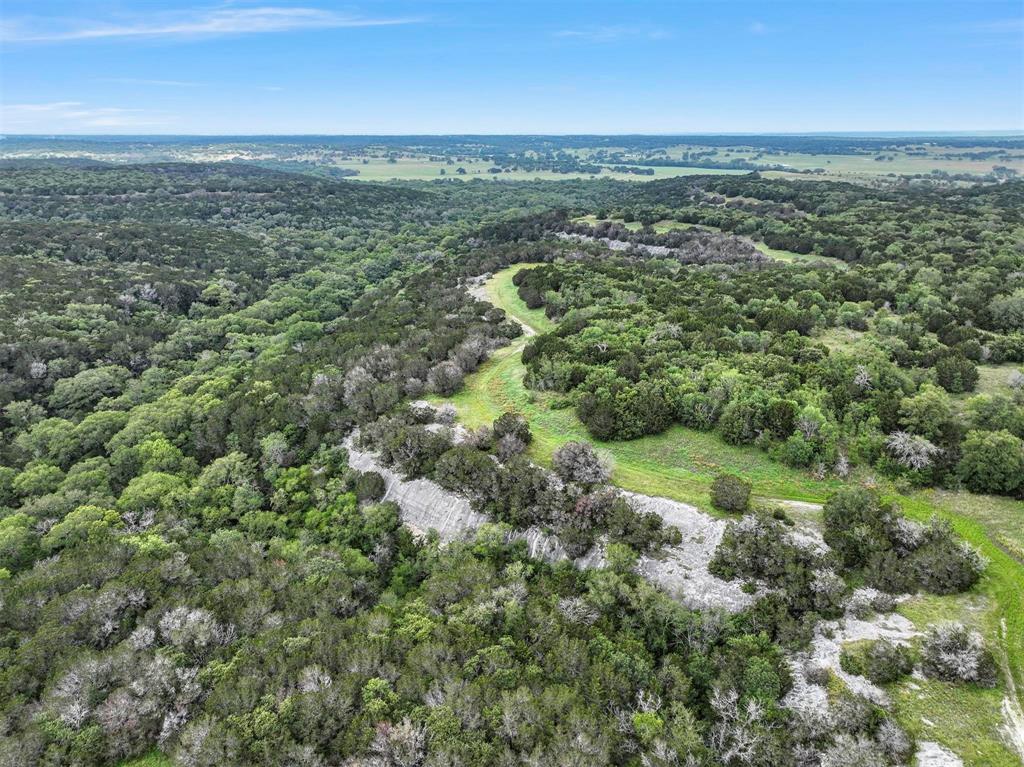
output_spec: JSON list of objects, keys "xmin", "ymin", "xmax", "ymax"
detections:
[
  {"xmin": 841, "ymin": 640, "xmax": 913, "ymax": 685},
  {"xmin": 433, "ymin": 403, "xmax": 457, "ymax": 425},
  {"xmin": 465, "ymin": 425, "xmax": 494, "ymax": 450},
  {"xmin": 426, "ymin": 361, "xmax": 464, "ymax": 396},
  {"xmin": 803, "ymin": 663, "xmax": 831, "ymax": 687},
  {"xmin": 355, "ymin": 471, "xmax": 386, "ymax": 502},
  {"xmin": 820, "ymin": 734, "xmax": 887, "ymax": 767},
  {"xmin": 494, "ymin": 434, "xmax": 526, "ymax": 462},
  {"xmin": 552, "ymin": 441, "xmax": 610, "ymax": 486},
  {"xmin": 822, "ymin": 486, "xmax": 898, "ymax": 569},
  {"xmin": 921, "ymin": 622, "xmax": 998, "ymax": 687},
  {"xmin": 865, "ymin": 640, "xmax": 914, "ymax": 684},
  {"xmin": 839, "ymin": 645, "xmax": 864, "ymax": 676},
  {"xmin": 382, "ymin": 425, "xmax": 452, "ymax": 479},
  {"xmin": 433, "ymin": 446, "xmax": 503, "ymax": 508},
  {"xmin": 935, "ymin": 354, "xmax": 978, "ymax": 393},
  {"xmin": 710, "ymin": 473, "xmax": 752, "ymax": 513},
  {"xmin": 875, "ymin": 719, "xmax": 914, "ymax": 764},
  {"xmin": 492, "ymin": 411, "xmax": 532, "ymax": 445},
  {"xmin": 605, "ymin": 497, "xmax": 678, "ymax": 553},
  {"xmin": 909, "ymin": 519, "xmax": 985, "ymax": 594},
  {"xmin": 870, "ymin": 592, "xmax": 897, "ymax": 613}
]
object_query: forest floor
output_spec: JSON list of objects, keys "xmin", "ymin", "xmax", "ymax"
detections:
[{"xmin": 435, "ymin": 263, "xmax": 1024, "ymax": 767}]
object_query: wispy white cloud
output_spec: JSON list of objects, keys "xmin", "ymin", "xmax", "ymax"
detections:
[
  {"xmin": 96, "ymin": 77, "xmax": 203, "ymax": 87},
  {"xmin": 259, "ymin": 85, "xmax": 285, "ymax": 92},
  {"xmin": 934, "ymin": 16, "xmax": 1024, "ymax": 48},
  {"xmin": 1, "ymin": 101, "xmax": 173, "ymax": 130},
  {"xmin": 554, "ymin": 25, "xmax": 671, "ymax": 43},
  {"xmin": 2, "ymin": 6, "xmax": 420, "ymax": 43},
  {"xmin": 955, "ymin": 17, "xmax": 1024, "ymax": 33},
  {"xmin": 748, "ymin": 21, "xmax": 768, "ymax": 35}
]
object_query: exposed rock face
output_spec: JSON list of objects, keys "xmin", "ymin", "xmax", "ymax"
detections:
[
  {"xmin": 344, "ymin": 437, "xmax": 751, "ymax": 611},
  {"xmin": 559, "ymin": 232, "xmax": 676, "ymax": 258},
  {"xmin": 785, "ymin": 592, "xmax": 919, "ymax": 710},
  {"xmin": 466, "ymin": 275, "xmax": 492, "ymax": 304},
  {"xmin": 345, "ymin": 435, "xmax": 597, "ymax": 566},
  {"xmin": 915, "ymin": 741, "xmax": 964, "ymax": 767},
  {"xmin": 555, "ymin": 229, "xmax": 768, "ymax": 265},
  {"xmin": 346, "ymin": 437, "xmax": 488, "ymax": 542},
  {"xmin": 624, "ymin": 492, "xmax": 753, "ymax": 611}
]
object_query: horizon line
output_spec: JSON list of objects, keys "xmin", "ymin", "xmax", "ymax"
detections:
[{"xmin": 4, "ymin": 130, "xmax": 1024, "ymax": 139}]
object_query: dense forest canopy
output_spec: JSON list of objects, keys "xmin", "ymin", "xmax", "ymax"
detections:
[
  {"xmin": 0, "ymin": 151, "xmax": 1021, "ymax": 767},
  {"xmin": 505, "ymin": 177, "xmax": 1024, "ymax": 494}
]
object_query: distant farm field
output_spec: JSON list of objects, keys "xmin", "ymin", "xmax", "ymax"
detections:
[{"xmin": 331, "ymin": 157, "xmax": 746, "ymax": 182}]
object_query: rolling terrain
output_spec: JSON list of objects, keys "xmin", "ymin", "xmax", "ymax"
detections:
[{"xmin": 436, "ymin": 264, "xmax": 1024, "ymax": 766}]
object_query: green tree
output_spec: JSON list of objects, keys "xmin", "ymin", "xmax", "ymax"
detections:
[
  {"xmin": 49, "ymin": 365, "xmax": 131, "ymax": 416},
  {"xmin": 41, "ymin": 505, "xmax": 120, "ymax": 553},
  {"xmin": 957, "ymin": 430, "xmax": 1024, "ymax": 495},
  {"xmin": 934, "ymin": 355, "xmax": 978, "ymax": 394},
  {"xmin": 0, "ymin": 513, "xmax": 35, "ymax": 571},
  {"xmin": 710, "ymin": 473, "xmax": 752, "ymax": 513},
  {"xmin": 899, "ymin": 384, "xmax": 953, "ymax": 441}
]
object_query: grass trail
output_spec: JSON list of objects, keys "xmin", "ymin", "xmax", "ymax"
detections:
[{"xmin": 451, "ymin": 265, "xmax": 840, "ymax": 509}]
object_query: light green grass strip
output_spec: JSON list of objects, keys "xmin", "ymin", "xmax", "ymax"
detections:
[{"xmin": 119, "ymin": 752, "xmax": 172, "ymax": 767}]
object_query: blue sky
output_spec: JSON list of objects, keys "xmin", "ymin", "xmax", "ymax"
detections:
[{"xmin": 1, "ymin": 0, "xmax": 1021, "ymax": 134}]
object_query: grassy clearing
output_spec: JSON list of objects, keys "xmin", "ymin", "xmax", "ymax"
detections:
[
  {"xmin": 894, "ymin": 679, "xmax": 1017, "ymax": 766},
  {"xmin": 919, "ymin": 490, "xmax": 1024, "ymax": 564},
  {"xmin": 443, "ymin": 265, "xmax": 1024, "ymax": 765},
  {"xmin": 447, "ymin": 267, "xmax": 837, "ymax": 510},
  {"xmin": 883, "ymin": 587, "xmax": 1017, "ymax": 763},
  {"xmin": 975, "ymin": 363, "xmax": 1023, "ymax": 398},
  {"xmin": 897, "ymin": 591, "xmax": 992, "ymax": 628},
  {"xmin": 651, "ymin": 145, "xmax": 1024, "ymax": 179},
  {"xmin": 483, "ymin": 263, "xmax": 557, "ymax": 334},
  {"xmin": 752, "ymin": 241, "xmax": 846, "ymax": 268}
]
